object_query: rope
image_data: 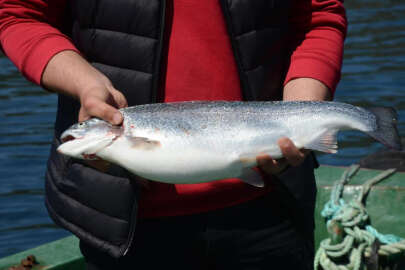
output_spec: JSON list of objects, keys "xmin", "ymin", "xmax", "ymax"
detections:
[
  {"xmin": 314, "ymin": 165, "xmax": 404, "ymax": 270},
  {"xmin": 364, "ymin": 240, "xmax": 405, "ymax": 257}
]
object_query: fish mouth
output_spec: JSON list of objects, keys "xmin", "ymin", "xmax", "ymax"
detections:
[
  {"xmin": 61, "ymin": 134, "xmax": 77, "ymax": 143},
  {"xmin": 57, "ymin": 133, "xmax": 97, "ymax": 158},
  {"xmin": 58, "ymin": 133, "xmax": 117, "ymax": 159}
]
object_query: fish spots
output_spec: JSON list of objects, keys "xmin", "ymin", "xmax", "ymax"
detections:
[
  {"xmin": 181, "ymin": 127, "xmax": 191, "ymax": 135},
  {"xmin": 174, "ymin": 122, "xmax": 193, "ymax": 136},
  {"xmin": 128, "ymin": 136, "xmax": 162, "ymax": 150}
]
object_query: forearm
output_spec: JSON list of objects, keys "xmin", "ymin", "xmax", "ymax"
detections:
[
  {"xmin": 258, "ymin": 78, "xmax": 324, "ymax": 174},
  {"xmin": 41, "ymin": 50, "xmax": 110, "ymax": 99},
  {"xmin": 283, "ymin": 77, "xmax": 332, "ymax": 101},
  {"xmin": 42, "ymin": 50, "xmax": 126, "ymax": 124}
]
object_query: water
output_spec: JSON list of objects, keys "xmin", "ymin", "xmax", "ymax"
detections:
[
  {"xmin": 0, "ymin": 57, "xmax": 70, "ymax": 257},
  {"xmin": 0, "ymin": 0, "xmax": 404, "ymax": 258},
  {"xmin": 319, "ymin": 0, "xmax": 405, "ymax": 164}
]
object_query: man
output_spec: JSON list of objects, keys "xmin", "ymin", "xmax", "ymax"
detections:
[{"xmin": 0, "ymin": 0, "xmax": 346, "ymax": 269}]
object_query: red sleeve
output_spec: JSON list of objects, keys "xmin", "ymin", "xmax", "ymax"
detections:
[
  {"xmin": 0, "ymin": 0, "xmax": 79, "ymax": 85},
  {"xmin": 285, "ymin": 0, "xmax": 347, "ymax": 96}
]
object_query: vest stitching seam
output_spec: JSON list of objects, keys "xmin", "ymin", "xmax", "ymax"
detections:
[
  {"xmin": 244, "ymin": 64, "xmax": 263, "ymax": 73},
  {"xmin": 47, "ymin": 167, "xmax": 130, "ymax": 223},
  {"xmin": 218, "ymin": 0, "xmax": 253, "ymax": 100},
  {"xmin": 93, "ymin": 62, "xmax": 154, "ymax": 76},
  {"xmin": 45, "ymin": 196, "xmax": 122, "ymax": 249},
  {"xmin": 83, "ymin": 27, "xmax": 158, "ymax": 41},
  {"xmin": 235, "ymin": 27, "xmax": 283, "ymax": 39}
]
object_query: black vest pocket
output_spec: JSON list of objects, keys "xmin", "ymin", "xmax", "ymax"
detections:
[{"xmin": 45, "ymin": 136, "xmax": 138, "ymax": 258}]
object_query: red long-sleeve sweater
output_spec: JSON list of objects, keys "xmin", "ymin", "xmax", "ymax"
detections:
[{"xmin": 0, "ymin": 0, "xmax": 347, "ymax": 219}]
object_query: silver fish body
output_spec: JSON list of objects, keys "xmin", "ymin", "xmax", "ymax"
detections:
[{"xmin": 57, "ymin": 101, "xmax": 401, "ymax": 186}]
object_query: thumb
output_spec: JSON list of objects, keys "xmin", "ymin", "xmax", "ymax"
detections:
[
  {"xmin": 82, "ymin": 97, "xmax": 124, "ymax": 125},
  {"xmin": 109, "ymin": 87, "xmax": 128, "ymax": 109},
  {"xmin": 78, "ymin": 107, "xmax": 91, "ymax": 122}
]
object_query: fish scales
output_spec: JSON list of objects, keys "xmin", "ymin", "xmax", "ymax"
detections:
[
  {"xmin": 121, "ymin": 102, "xmax": 293, "ymax": 155},
  {"xmin": 120, "ymin": 101, "xmax": 375, "ymax": 151},
  {"xmin": 122, "ymin": 101, "xmax": 376, "ymax": 130},
  {"xmin": 57, "ymin": 101, "xmax": 401, "ymax": 187}
]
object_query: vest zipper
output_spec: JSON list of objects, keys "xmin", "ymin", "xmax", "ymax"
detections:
[
  {"xmin": 150, "ymin": 0, "xmax": 167, "ymax": 103},
  {"xmin": 123, "ymin": 0, "xmax": 167, "ymax": 256},
  {"xmin": 123, "ymin": 196, "xmax": 138, "ymax": 256},
  {"xmin": 218, "ymin": 0, "xmax": 253, "ymax": 101}
]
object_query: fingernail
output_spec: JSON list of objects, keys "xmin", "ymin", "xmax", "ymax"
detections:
[{"xmin": 113, "ymin": 112, "xmax": 122, "ymax": 124}]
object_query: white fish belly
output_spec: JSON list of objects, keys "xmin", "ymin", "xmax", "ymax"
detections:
[
  {"xmin": 98, "ymin": 137, "xmax": 244, "ymax": 184},
  {"xmin": 96, "ymin": 111, "xmax": 366, "ymax": 184}
]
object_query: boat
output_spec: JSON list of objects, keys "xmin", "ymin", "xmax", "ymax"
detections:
[{"xmin": 1, "ymin": 165, "xmax": 404, "ymax": 270}]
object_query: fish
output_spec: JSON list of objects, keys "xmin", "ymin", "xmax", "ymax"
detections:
[{"xmin": 57, "ymin": 101, "xmax": 402, "ymax": 187}]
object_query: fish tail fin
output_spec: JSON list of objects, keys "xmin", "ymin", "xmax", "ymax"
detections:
[{"xmin": 366, "ymin": 107, "xmax": 402, "ymax": 151}]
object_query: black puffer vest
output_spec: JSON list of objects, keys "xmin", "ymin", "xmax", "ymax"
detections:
[{"xmin": 45, "ymin": 0, "xmax": 294, "ymax": 258}]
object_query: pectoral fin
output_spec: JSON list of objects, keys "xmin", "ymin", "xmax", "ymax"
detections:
[
  {"xmin": 306, "ymin": 129, "xmax": 338, "ymax": 153},
  {"xmin": 127, "ymin": 136, "xmax": 161, "ymax": 150},
  {"xmin": 239, "ymin": 168, "xmax": 265, "ymax": 188}
]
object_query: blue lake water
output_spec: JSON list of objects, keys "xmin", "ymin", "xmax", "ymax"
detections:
[{"xmin": 0, "ymin": 0, "xmax": 404, "ymax": 258}]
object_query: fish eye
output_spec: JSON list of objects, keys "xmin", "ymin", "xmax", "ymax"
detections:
[{"xmin": 78, "ymin": 122, "xmax": 86, "ymax": 128}]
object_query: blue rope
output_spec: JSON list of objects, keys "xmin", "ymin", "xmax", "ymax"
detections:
[
  {"xmin": 365, "ymin": 225, "xmax": 403, "ymax": 244},
  {"xmin": 320, "ymin": 165, "xmax": 402, "ymax": 245},
  {"xmin": 315, "ymin": 166, "xmax": 403, "ymax": 270},
  {"xmin": 321, "ymin": 198, "xmax": 344, "ymax": 223}
]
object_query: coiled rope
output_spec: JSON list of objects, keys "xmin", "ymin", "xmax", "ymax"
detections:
[{"xmin": 314, "ymin": 165, "xmax": 405, "ymax": 270}]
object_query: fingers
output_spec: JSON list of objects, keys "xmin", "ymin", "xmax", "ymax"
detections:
[
  {"xmin": 256, "ymin": 137, "xmax": 310, "ymax": 176},
  {"xmin": 109, "ymin": 87, "xmax": 128, "ymax": 109},
  {"xmin": 278, "ymin": 137, "xmax": 307, "ymax": 166},
  {"xmin": 80, "ymin": 96, "xmax": 123, "ymax": 125},
  {"xmin": 256, "ymin": 154, "xmax": 288, "ymax": 175},
  {"xmin": 78, "ymin": 83, "xmax": 128, "ymax": 125}
]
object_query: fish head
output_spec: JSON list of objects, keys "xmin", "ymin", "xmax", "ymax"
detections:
[{"xmin": 57, "ymin": 118, "xmax": 122, "ymax": 159}]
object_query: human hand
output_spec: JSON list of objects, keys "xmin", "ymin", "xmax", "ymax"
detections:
[
  {"xmin": 78, "ymin": 78, "xmax": 128, "ymax": 124},
  {"xmin": 41, "ymin": 50, "xmax": 128, "ymax": 125},
  {"xmin": 76, "ymin": 78, "xmax": 152, "ymax": 190},
  {"xmin": 256, "ymin": 137, "xmax": 309, "ymax": 175},
  {"xmin": 260, "ymin": 78, "xmax": 326, "ymax": 176},
  {"xmin": 76, "ymin": 78, "xmax": 127, "ymax": 171}
]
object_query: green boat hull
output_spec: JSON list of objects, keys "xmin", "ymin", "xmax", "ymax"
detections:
[
  {"xmin": 1, "ymin": 165, "xmax": 404, "ymax": 270},
  {"xmin": 314, "ymin": 166, "xmax": 405, "ymax": 251}
]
